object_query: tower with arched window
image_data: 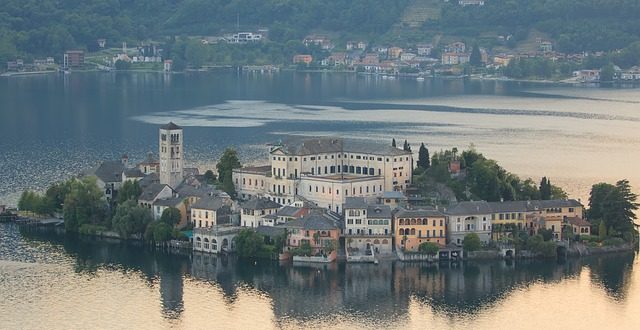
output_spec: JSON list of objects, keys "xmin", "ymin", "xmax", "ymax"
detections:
[{"xmin": 159, "ymin": 122, "xmax": 184, "ymax": 188}]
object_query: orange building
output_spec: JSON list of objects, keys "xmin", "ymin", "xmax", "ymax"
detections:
[
  {"xmin": 395, "ymin": 209, "xmax": 446, "ymax": 252},
  {"xmin": 293, "ymin": 54, "xmax": 313, "ymax": 65},
  {"xmin": 282, "ymin": 211, "xmax": 340, "ymax": 259}
]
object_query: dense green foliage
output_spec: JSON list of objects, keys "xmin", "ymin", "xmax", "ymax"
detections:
[
  {"xmin": 234, "ymin": 228, "xmax": 275, "ymax": 258},
  {"xmin": 418, "ymin": 242, "xmax": 439, "ymax": 256},
  {"xmin": 0, "ymin": 0, "xmax": 408, "ymax": 64},
  {"xmin": 419, "ymin": 146, "xmax": 567, "ymax": 203},
  {"xmin": 62, "ymin": 177, "xmax": 108, "ymax": 232},
  {"xmin": 160, "ymin": 207, "xmax": 181, "ymax": 227},
  {"xmin": 416, "ymin": 143, "xmax": 430, "ymax": 170},
  {"xmin": 436, "ymin": 0, "xmax": 640, "ymax": 53},
  {"xmin": 216, "ymin": 147, "xmax": 242, "ymax": 197},
  {"xmin": 290, "ymin": 240, "xmax": 313, "ymax": 257},
  {"xmin": 588, "ymin": 179, "xmax": 638, "ymax": 237},
  {"xmin": 117, "ymin": 180, "xmax": 142, "ymax": 204},
  {"xmin": 111, "ymin": 200, "xmax": 152, "ymax": 238},
  {"xmin": 144, "ymin": 221, "xmax": 174, "ymax": 242},
  {"xmin": 203, "ymin": 170, "xmax": 217, "ymax": 184},
  {"xmin": 526, "ymin": 234, "xmax": 557, "ymax": 258},
  {"xmin": 463, "ymin": 233, "xmax": 481, "ymax": 252}
]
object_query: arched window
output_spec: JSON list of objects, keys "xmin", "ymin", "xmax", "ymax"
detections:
[
  {"xmin": 399, "ymin": 228, "xmax": 405, "ymax": 235},
  {"xmin": 410, "ymin": 228, "xmax": 416, "ymax": 235},
  {"xmin": 212, "ymin": 239, "xmax": 218, "ymax": 251}
]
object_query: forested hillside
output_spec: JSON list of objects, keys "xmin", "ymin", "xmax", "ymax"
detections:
[
  {"xmin": 0, "ymin": 0, "xmax": 408, "ymax": 63},
  {"xmin": 436, "ymin": 0, "xmax": 640, "ymax": 53},
  {"xmin": 1, "ymin": 0, "xmax": 640, "ymax": 64}
]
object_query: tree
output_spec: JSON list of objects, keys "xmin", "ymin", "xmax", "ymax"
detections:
[
  {"xmin": 470, "ymin": 44, "xmax": 482, "ymax": 67},
  {"xmin": 540, "ymin": 177, "xmax": 552, "ymax": 200},
  {"xmin": 114, "ymin": 60, "xmax": 131, "ymax": 70},
  {"xmin": 185, "ymin": 40, "xmax": 208, "ymax": 68},
  {"xmin": 160, "ymin": 207, "xmax": 181, "ymax": 227},
  {"xmin": 403, "ymin": 140, "xmax": 411, "ymax": 152},
  {"xmin": 216, "ymin": 147, "xmax": 242, "ymax": 197},
  {"xmin": 145, "ymin": 221, "xmax": 173, "ymax": 242},
  {"xmin": 45, "ymin": 181, "xmax": 72, "ymax": 213},
  {"xmin": 600, "ymin": 63, "xmax": 616, "ymax": 82},
  {"xmin": 63, "ymin": 177, "xmax": 107, "ymax": 232},
  {"xmin": 418, "ymin": 242, "xmax": 439, "ymax": 256},
  {"xmin": 111, "ymin": 200, "xmax": 153, "ymax": 239},
  {"xmin": 392, "ymin": 138, "xmax": 396, "ymax": 148},
  {"xmin": 117, "ymin": 180, "xmax": 142, "ymax": 204},
  {"xmin": 538, "ymin": 228, "xmax": 554, "ymax": 241},
  {"xmin": 588, "ymin": 180, "xmax": 638, "ymax": 235},
  {"xmin": 417, "ymin": 143, "xmax": 430, "ymax": 169},
  {"xmin": 598, "ymin": 220, "xmax": 608, "ymax": 241},
  {"xmin": 203, "ymin": 170, "xmax": 217, "ymax": 184},
  {"xmin": 234, "ymin": 228, "xmax": 266, "ymax": 258},
  {"xmin": 463, "ymin": 233, "xmax": 481, "ymax": 252}
]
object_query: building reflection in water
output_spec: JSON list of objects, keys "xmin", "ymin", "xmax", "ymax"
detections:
[{"xmin": 18, "ymin": 227, "xmax": 638, "ymax": 324}]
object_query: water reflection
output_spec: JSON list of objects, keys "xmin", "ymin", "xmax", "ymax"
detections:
[{"xmin": 11, "ymin": 225, "xmax": 638, "ymax": 324}]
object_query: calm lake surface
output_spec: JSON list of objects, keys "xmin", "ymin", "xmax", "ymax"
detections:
[
  {"xmin": 1, "ymin": 71, "xmax": 639, "ymax": 205},
  {"xmin": 1, "ymin": 71, "xmax": 640, "ymax": 328},
  {"xmin": 1, "ymin": 223, "xmax": 639, "ymax": 329}
]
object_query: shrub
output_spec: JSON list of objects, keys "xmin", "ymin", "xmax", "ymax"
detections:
[
  {"xmin": 603, "ymin": 237, "xmax": 625, "ymax": 246},
  {"xmin": 463, "ymin": 233, "xmax": 481, "ymax": 252}
]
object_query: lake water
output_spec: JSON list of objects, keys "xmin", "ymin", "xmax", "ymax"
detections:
[
  {"xmin": 0, "ymin": 223, "xmax": 639, "ymax": 329},
  {"xmin": 1, "ymin": 71, "xmax": 639, "ymax": 206},
  {"xmin": 1, "ymin": 73, "xmax": 640, "ymax": 328}
]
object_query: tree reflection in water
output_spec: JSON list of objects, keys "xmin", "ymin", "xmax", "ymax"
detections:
[{"xmin": 15, "ymin": 225, "xmax": 637, "ymax": 323}]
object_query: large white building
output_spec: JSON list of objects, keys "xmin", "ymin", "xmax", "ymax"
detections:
[
  {"xmin": 159, "ymin": 122, "xmax": 183, "ymax": 188},
  {"xmin": 445, "ymin": 201, "xmax": 493, "ymax": 246},
  {"xmin": 233, "ymin": 138, "xmax": 413, "ymax": 213}
]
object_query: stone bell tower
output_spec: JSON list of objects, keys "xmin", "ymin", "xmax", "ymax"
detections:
[{"xmin": 159, "ymin": 122, "xmax": 183, "ymax": 188}]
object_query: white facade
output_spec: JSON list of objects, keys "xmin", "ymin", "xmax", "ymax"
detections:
[
  {"xmin": 159, "ymin": 123, "xmax": 183, "ymax": 188},
  {"xmin": 193, "ymin": 226, "xmax": 240, "ymax": 254},
  {"xmin": 241, "ymin": 207, "xmax": 279, "ymax": 228},
  {"xmin": 445, "ymin": 202, "xmax": 493, "ymax": 246},
  {"xmin": 233, "ymin": 138, "xmax": 413, "ymax": 212}
]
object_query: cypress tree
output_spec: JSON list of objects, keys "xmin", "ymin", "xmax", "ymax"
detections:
[{"xmin": 417, "ymin": 143, "xmax": 430, "ymax": 169}]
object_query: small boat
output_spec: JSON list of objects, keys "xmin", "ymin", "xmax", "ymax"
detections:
[{"xmin": 416, "ymin": 77, "xmax": 425, "ymax": 82}]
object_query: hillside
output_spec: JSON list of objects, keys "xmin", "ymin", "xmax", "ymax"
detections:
[{"xmin": 1, "ymin": 0, "xmax": 640, "ymax": 64}]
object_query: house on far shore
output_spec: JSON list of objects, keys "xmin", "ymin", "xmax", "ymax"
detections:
[
  {"xmin": 293, "ymin": 54, "xmax": 313, "ymax": 65},
  {"xmin": 63, "ymin": 50, "xmax": 85, "ymax": 68}
]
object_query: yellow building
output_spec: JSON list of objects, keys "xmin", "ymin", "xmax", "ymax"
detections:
[
  {"xmin": 395, "ymin": 209, "xmax": 446, "ymax": 252},
  {"xmin": 489, "ymin": 199, "xmax": 584, "ymax": 240}
]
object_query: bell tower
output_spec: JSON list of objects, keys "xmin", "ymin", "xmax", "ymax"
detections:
[{"xmin": 159, "ymin": 122, "xmax": 183, "ymax": 188}]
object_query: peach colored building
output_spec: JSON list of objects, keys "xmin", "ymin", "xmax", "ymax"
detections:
[
  {"xmin": 281, "ymin": 211, "xmax": 341, "ymax": 259},
  {"xmin": 395, "ymin": 209, "xmax": 447, "ymax": 252}
]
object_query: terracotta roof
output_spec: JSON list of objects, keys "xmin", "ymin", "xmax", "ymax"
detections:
[{"xmin": 567, "ymin": 217, "xmax": 590, "ymax": 227}]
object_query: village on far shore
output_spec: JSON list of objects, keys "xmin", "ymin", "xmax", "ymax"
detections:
[{"xmin": 17, "ymin": 121, "xmax": 615, "ymax": 264}]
